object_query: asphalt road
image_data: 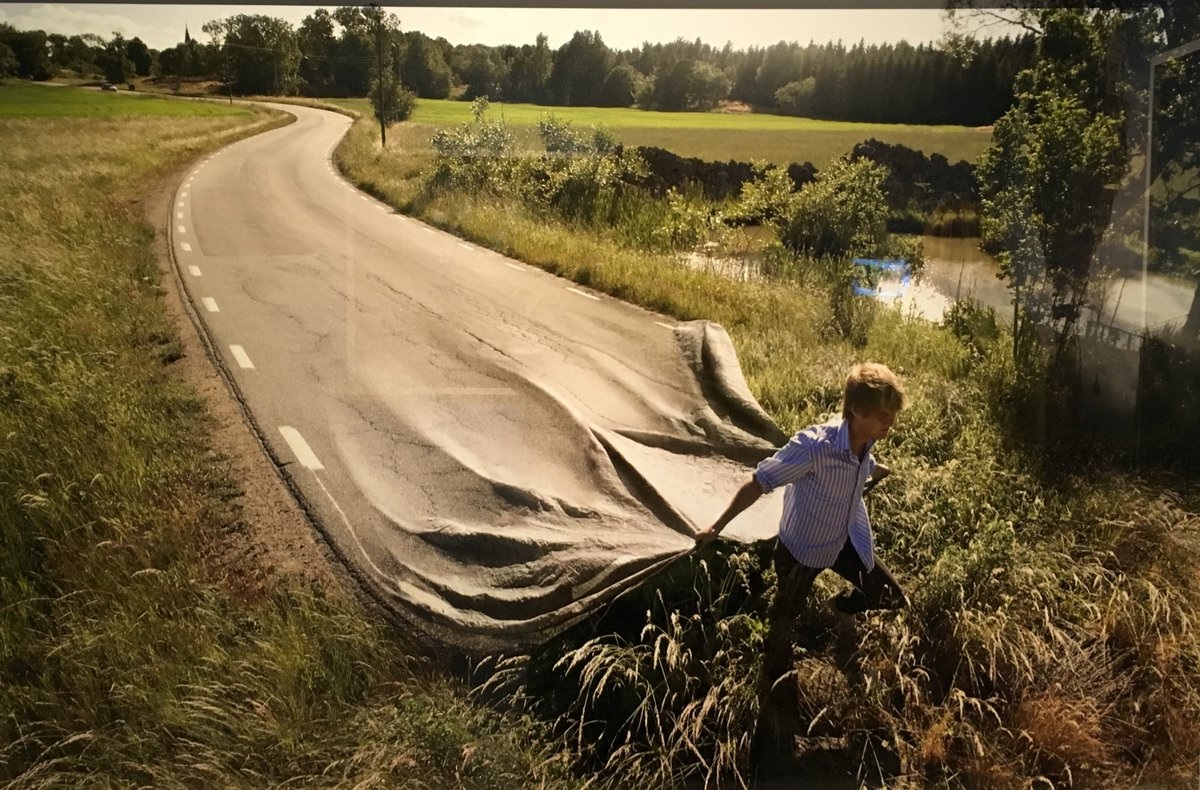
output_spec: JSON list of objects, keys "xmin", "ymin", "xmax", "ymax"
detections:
[{"xmin": 172, "ymin": 104, "xmax": 787, "ymax": 650}]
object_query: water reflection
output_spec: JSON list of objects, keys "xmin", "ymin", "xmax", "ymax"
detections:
[
  {"xmin": 677, "ymin": 233, "xmax": 1196, "ymax": 339},
  {"xmin": 868, "ymin": 236, "xmax": 1195, "ymax": 339}
]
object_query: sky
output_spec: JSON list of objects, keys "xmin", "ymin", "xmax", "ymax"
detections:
[{"xmin": 0, "ymin": 3, "xmax": 1022, "ymax": 52}]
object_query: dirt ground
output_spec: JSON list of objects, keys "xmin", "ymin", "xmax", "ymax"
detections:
[{"xmin": 144, "ymin": 160, "xmax": 351, "ymax": 599}]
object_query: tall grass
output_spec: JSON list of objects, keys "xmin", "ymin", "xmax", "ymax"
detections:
[
  {"xmin": 337, "ymin": 112, "xmax": 1200, "ymax": 787},
  {"xmin": 0, "ymin": 84, "xmax": 579, "ymax": 788}
]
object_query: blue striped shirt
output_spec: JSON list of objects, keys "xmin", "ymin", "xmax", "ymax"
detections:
[{"xmin": 752, "ymin": 418, "xmax": 877, "ymax": 570}]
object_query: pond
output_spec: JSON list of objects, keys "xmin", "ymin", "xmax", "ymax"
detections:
[{"xmin": 679, "ymin": 233, "xmax": 1196, "ymax": 337}]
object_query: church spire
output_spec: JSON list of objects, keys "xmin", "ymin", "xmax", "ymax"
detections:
[{"xmin": 184, "ymin": 25, "xmax": 192, "ymax": 45}]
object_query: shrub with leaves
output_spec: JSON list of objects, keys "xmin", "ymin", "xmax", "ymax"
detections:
[
  {"xmin": 530, "ymin": 118, "xmax": 648, "ymax": 228},
  {"xmin": 727, "ymin": 161, "xmax": 798, "ymax": 232},
  {"xmin": 537, "ymin": 114, "xmax": 618, "ymax": 157},
  {"xmin": 781, "ymin": 155, "xmax": 893, "ymax": 260},
  {"xmin": 428, "ymin": 96, "xmax": 517, "ymax": 192}
]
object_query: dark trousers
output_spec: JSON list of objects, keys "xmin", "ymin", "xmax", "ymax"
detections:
[{"xmin": 758, "ymin": 538, "xmax": 907, "ymax": 711}]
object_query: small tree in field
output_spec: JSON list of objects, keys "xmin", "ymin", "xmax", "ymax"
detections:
[
  {"xmin": 775, "ymin": 77, "xmax": 816, "ymax": 116},
  {"xmin": 369, "ymin": 76, "xmax": 415, "ymax": 124},
  {"xmin": 364, "ymin": 5, "xmax": 408, "ymax": 145}
]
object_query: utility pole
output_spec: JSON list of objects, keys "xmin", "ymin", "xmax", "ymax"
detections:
[{"xmin": 372, "ymin": 4, "xmax": 386, "ymax": 147}]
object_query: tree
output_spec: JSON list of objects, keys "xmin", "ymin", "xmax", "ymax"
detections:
[
  {"xmin": 597, "ymin": 62, "xmax": 643, "ymax": 107},
  {"xmin": 1140, "ymin": 12, "xmax": 1200, "ymax": 338},
  {"xmin": 126, "ymin": 36, "xmax": 152, "ymax": 76},
  {"xmin": 297, "ymin": 9, "xmax": 338, "ymax": 96},
  {"xmin": 505, "ymin": 33, "xmax": 552, "ymax": 103},
  {"xmin": 976, "ymin": 10, "xmax": 1128, "ymax": 357},
  {"xmin": 157, "ymin": 42, "xmax": 194, "ymax": 78},
  {"xmin": 0, "ymin": 42, "xmax": 17, "ymax": 77},
  {"xmin": 459, "ymin": 44, "xmax": 505, "ymax": 100},
  {"xmin": 547, "ymin": 30, "xmax": 612, "ymax": 106},
  {"xmin": 0, "ymin": 24, "xmax": 53, "ymax": 79},
  {"xmin": 648, "ymin": 58, "xmax": 730, "ymax": 110},
  {"xmin": 363, "ymin": 5, "xmax": 411, "ymax": 144},
  {"xmin": 753, "ymin": 41, "xmax": 802, "ymax": 107},
  {"xmin": 403, "ymin": 32, "xmax": 453, "ymax": 99},
  {"xmin": 774, "ymin": 77, "xmax": 816, "ymax": 116},
  {"xmin": 98, "ymin": 33, "xmax": 135, "ymax": 83},
  {"xmin": 204, "ymin": 14, "xmax": 301, "ymax": 95},
  {"xmin": 55, "ymin": 34, "xmax": 103, "ymax": 77}
]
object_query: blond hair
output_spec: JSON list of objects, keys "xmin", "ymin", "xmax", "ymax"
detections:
[{"xmin": 843, "ymin": 362, "xmax": 906, "ymax": 419}]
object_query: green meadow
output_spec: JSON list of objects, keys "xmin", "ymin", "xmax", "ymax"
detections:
[
  {"xmin": 327, "ymin": 96, "xmax": 993, "ymax": 167},
  {"xmin": 0, "ymin": 82, "xmax": 251, "ymax": 118}
]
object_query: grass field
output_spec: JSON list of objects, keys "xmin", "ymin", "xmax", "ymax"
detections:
[
  {"xmin": 0, "ymin": 82, "xmax": 251, "ymax": 118},
  {"xmin": 326, "ymin": 96, "xmax": 993, "ymax": 167}
]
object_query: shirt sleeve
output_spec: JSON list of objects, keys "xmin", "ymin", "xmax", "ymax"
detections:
[
  {"xmin": 753, "ymin": 430, "xmax": 816, "ymax": 494},
  {"xmin": 866, "ymin": 453, "xmax": 877, "ymax": 480}
]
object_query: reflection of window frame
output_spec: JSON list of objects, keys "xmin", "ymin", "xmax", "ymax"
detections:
[{"xmin": 1142, "ymin": 36, "xmax": 1200, "ymax": 330}]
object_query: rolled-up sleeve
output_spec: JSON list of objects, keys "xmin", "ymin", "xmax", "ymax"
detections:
[{"xmin": 753, "ymin": 431, "xmax": 816, "ymax": 493}]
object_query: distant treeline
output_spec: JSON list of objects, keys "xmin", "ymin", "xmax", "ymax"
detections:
[{"xmin": 1, "ymin": 9, "xmax": 1034, "ymax": 126}]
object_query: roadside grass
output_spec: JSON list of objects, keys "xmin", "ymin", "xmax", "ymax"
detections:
[
  {"xmin": 326, "ymin": 96, "xmax": 992, "ymax": 167},
  {"xmin": 337, "ymin": 113, "xmax": 1200, "ymax": 787},
  {"xmin": 0, "ymin": 83, "xmax": 578, "ymax": 788}
]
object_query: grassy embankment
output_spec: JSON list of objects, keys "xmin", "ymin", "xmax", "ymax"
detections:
[
  {"xmin": 0, "ymin": 82, "xmax": 578, "ymax": 788},
  {"xmin": 332, "ymin": 103, "xmax": 1200, "ymax": 786}
]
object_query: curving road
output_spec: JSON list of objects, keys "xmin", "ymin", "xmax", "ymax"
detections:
[{"xmin": 171, "ymin": 104, "xmax": 787, "ymax": 651}]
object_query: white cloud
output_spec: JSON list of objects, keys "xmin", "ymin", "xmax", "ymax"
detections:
[{"xmin": 0, "ymin": 3, "xmax": 179, "ymax": 45}]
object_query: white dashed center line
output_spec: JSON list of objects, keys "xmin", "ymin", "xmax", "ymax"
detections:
[
  {"xmin": 177, "ymin": 225, "xmax": 186, "ymax": 234},
  {"xmin": 229, "ymin": 345, "xmax": 255, "ymax": 369},
  {"xmin": 503, "ymin": 261, "xmax": 524, "ymax": 271},
  {"xmin": 201, "ymin": 297, "xmax": 219, "ymax": 312},
  {"xmin": 458, "ymin": 242, "xmax": 473, "ymax": 251},
  {"xmin": 187, "ymin": 265, "xmax": 202, "ymax": 277},
  {"xmin": 567, "ymin": 287, "xmax": 600, "ymax": 301},
  {"xmin": 279, "ymin": 426, "xmax": 324, "ymax": 470},
  {"xmin": 176, "ymin": 212, "xmax": 183, "ymax": 219},
  {"xmin": 180, "ymin": 242, "xmax": 192, "ymax": 252}
]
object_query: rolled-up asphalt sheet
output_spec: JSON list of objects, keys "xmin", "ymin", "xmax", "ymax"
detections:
[{"xmin": 328, "ymin": 319, "xmax": 788, "ymax": 651}]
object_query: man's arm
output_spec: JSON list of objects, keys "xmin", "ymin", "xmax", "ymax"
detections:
[{"xmin": 694, "ymin": 477, "xmax": 763, "ymax": 547}]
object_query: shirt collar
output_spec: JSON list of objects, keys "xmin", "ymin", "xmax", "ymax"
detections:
[
  {"xmin": 835, "ymin": 417, "xmax": 874, "ymax": 458},
  {"xmin": 834, "ymin": 418, "xmax": 851, "ymax": 452}
]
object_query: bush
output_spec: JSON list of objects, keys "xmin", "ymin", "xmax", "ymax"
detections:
[
  {"xmin": 780, "ymin": 156, "xmax": 892, "ymax": 260},
  {"xmin": 428, "ymin": 96, "xmax": 517, "ymax": 192}
]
